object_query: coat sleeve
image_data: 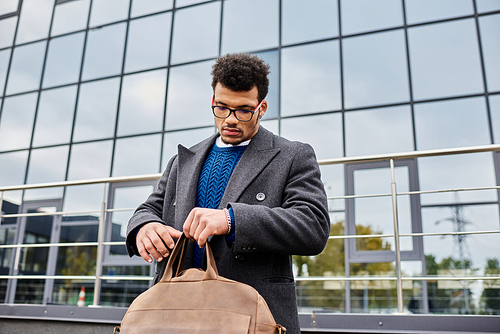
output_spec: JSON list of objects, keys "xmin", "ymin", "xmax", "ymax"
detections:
[
  {"xmin": 125, "ymin": 155, "xmax": 178, "ymax": 257},
  {"xmin": 229, "ymin": 142, "xmax": 331, "ymax": 256}
]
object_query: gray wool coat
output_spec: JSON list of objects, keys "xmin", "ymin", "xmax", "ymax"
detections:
[{"xmin": 126, "ymin": 126, "xmax": 331, "ymax": 334}]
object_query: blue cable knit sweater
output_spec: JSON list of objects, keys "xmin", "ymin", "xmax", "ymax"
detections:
[{"xmin": 193, "ymin": 142, "xmax": 246, "ymax": 268}]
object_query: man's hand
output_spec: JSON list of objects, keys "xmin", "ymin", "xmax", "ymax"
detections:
[
  {"xmin": 136, "ymin": 222, "xmax": 182, "ymax": 263},
  {"xmin": 183, "ymin": 208, "xmax": 228, "ymax": 248}
]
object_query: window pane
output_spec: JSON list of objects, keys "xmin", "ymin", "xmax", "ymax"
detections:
[
  {"xmin": 15, "ymin": 0, "xmax": 53, "ymax": 44},
  {"xmin": 176, "ymin": 0, "xmax": 206, "ymax": 7},
  {"xmin": 6, "ymin": 41, "xmax": 46, "ymax": 95},
  {"xmin": 408, "ymin": 19, "xmax": 483, "ymax": 100},
  {"xmin": 25, "ymin": 146, "xmax": 68, "ymax": 199},
  {"xmin": 281, "ymin": 41, "xmax": 341, "ymax": 116},
  {"xmin": 73, "ymin": 78, "xmax": 120, "ymax": 141},
  {"xmin": 112, "ymin": 134, "xmax": 161, "ymax": 176},
  {"xmin": 67, "ymin": 140, "xmax": 113, "ymax": 180},
  {"xmin": 320, "ymin": 163, "xmax": 345, "ymax": 212},
  {"xmin": 117, "ymin": 69, "xmax": 166, "ymax": 136},
  {"xmin": 63, "ymin": 184, "xmax": 104, "ymax": 212},
  {"xmin": 490, "ymin": 95, "xmax": 500, "ymax": 144},
  {"xmin": 418, "ymin": 153, "xmax": 497, "ymax": 205},
  {"xmin": 221, "ymin": 0, "xmax": 278, "ymax": 54},
  {"xmin": 125, "ymin": 13, "xmax": 172, "ymax": 73},
  {"xmin": 345, "ymin": 106, "xmax": 413, "ymax": 156},
  {"xmin": 340, "ymin": 0, "xmax": 403, "ymax": 35},
  {"xmin": 282, "ymin": 0, "xmax": 338, "ymax": 45},
  {"xmin": 51, "ymin": 0, "xmax": 90, "ymax": 36},
  {"xmin": 43, "ymin": 33, "xmax": 85, "ymax": 88},
  {"xmin": 414, "ymin": 97, "xmax": 490, "ymax": 150},
  {"xmin": 0, "ymin": 16, "xmax": 17, "ymax": 48},
  {"xmin": 162, "ymin": 127, "xmax": 214, "ymax": 167},
  {"xmin": 476, "ymin": 0, "xmax": 500, "ymax": 12},
  {"xmin": 254, "ymin": 50, "xmax": 278, "ymax": 119},
  {"xmin": 131, "ymin": 0, "xmax": 173, "ymax": 17},
  {"xmin": 165, "ymin": 60, "xmax": 214, "ymax": 130},
  {"xmin": 343, "ymin": 30, "xmax": 409, "ymax": 108},
  {"xmin": 170, "ymin": 2, "xmax": 220, "ymax": 64},
  {"xmin": 0, "ymin": 49, "xmax": 11, "ymax": 95},
  {"xmin": 0, "ymin": 93, "xmax": 37, "ymax": 151},
  {"xmin": 0, "ymin": 0, "xmax": 19, "ymax": 16},
  {"xmin": 281, "ymin": 113, "xmax": 343, "ymax": 160},
  {"xmin": 82, "ymin": 23, "xmax": 126, "ymax": 81},
  {"xmin": 33, "ymin": 85, "xmax": 77, "ymax": 147},
  {"xmin": 479, "ymin": 14, "xmax": 500, "ymax": 92},
  {"xmin": 404, "ymin": 0, "xmax": 473, "ymax": 24},
  {"xmin": 0, "ymin": 150, "xmax": 28, "ymax": 186},
  {"xmin": 89, "ymin": 0, "xmax": 130, "ymax": 27}
]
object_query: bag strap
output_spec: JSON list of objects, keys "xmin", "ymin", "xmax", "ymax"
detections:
[{"xmin": 160, "ymin": 233, "xmax": 218, "ymax": 282}]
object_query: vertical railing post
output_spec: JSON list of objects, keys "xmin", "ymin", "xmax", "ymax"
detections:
[
  {"xmin": 93, "ymin": 182, "xmax": 107, "ymax": 306},
  {"xmin": 390, "ymin": 159, "xmax": 404, "ymax": 313},
  {"xmin": 0, "ymin": 191, "xmax": 3, "ymax": 224}
]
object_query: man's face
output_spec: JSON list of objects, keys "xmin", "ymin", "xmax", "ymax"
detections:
[{"xmin": 213, "ymin": 83, "xmax": 267, "ymax": 145}]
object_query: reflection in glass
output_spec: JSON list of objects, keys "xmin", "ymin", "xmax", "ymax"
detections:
[
  {"xmin": 110, "ymin": 185, "xmax": 154, "ymax": 256},
  {"xmin": 260, "ymin": 119, "xmax": 278, "ymax": 136},
  {"xmin": 0, "ymin": 0, "xmax": 19, "ymax": 16},
  {"xmin": 404, "ymin": 0, "xmax": 473, "ymax": 24},
  {"xmin": 51, "ymin": 0, "xmax": 90, "ymax": 36},
  {"xmin": 0, "ymin": 16, "xmax": 17, "ymax": 48},
  {"xmin": 353, "ymin": 166, "xmax": 413, "ymax": 251},
  {"xmin": 165, "ymin": 60, "xmax": 214, "ymax": 130},
  {"xmin": 89, "ymin": 0, "xmax": 130, "ymax": 27},
  {"xmin": 281, "ymin": 41, "xmax": 341, "ymax": 116},
  {"xmin": 254, "ymin": 50, "xmax": 278, "ymax": 119},
  {"xmin": 162, "ymin": 127, "xmax": 214, "ymax": 167},
  {"xmin": 82, "ymin": 23, "xmax": 126, "ymax": 81},
  {"xmin": 27, "ymin": 146, "xmax": 69, "ymax": 185},
  {"xmin": 0, "ymin": 151, "xmax": 28, "ymax": 186},
  {"xmin": 408, "ymin": 19, "xmax": 483, "ymax": 100},
  {"xmin": 118, "ymin": 70, "xmax": 167, "ymax": 136},
  {"xmin": 221, "ymin": 0, "xmax": 278, "ymax": 54},
  {"xmin": 15, "ymin": 0, "xmax": 52, "ymax": 45},
  {"xmin": 0, "ymin": 93, "xmax": 37, "ymax": 151},
  {"xmin": 170, "ymin": 2, "xmax": 220, "ymax": 64},
  {"xmin": 43, "ymin": 33, "xmax": 85, "ymax": 88},
  {"xmin": 343, "ymin": 31, "xmax": 409, "ymax": 108},
  {"xmin": 67, "ymin": 141, "xmax": 113, "ymax": 180},
  {"xmin": 418, "ymin": 153, "xmax": 497, "ymax": 205},
  {"xmin": 345, "ymin": 106, "xmax": 413, "ymax": 156},
  {"xmin": 100, "ymin": 279, "xmax": 149, "ymax": 307},
  {"xmin": 414, "ymin": 97, "xmax": 490, "ymax": 150},
  {"xmin": 33, "ymin": 86, "xmax": 77, "ymax": 147},
  {"xmin": 281, "ymin": 113, "xmax": 343, "ymax": 160},
  {"xmin": 73, "ymin": 78, "xmax": 120, "ymax": 141},
  {"xmin": 131, "ymin": 0, "xmax": 173, "ymax": 17},
  {"xmin": 479, "ymin": 14, "xmax": 500, "ymax": 92},
  {"xmin": 476, "ymin": 0, "xmax": 500, "ymax": 12},
  {"xmin": 63, "ymin": 184, "xmax": 105, "ymax": 213},
  {"xmin": 6, "ymin": 41, "xmax": 46, "ymax": 95},
  {"xmin": 320, "ymin": 164, "xmax": 345, "ymax": 212},
  {"xmin": 0, "ymin": 224, "xmax": 16, "ymax": 300},
  {"xmin": 490, "ymin": 95, "xmax": 500, "ymax": 144},
  {"xmin": 282, "ymin": 0, "xmax": 338, "ymax": 45},
  {"xmin": 112, "ymin": 134, "xmax": 162, "ymax": 177},
  {"xmin": 125, "ymin": 13, "xmax": 172, "ymax": 73},
  {"xmin": 0, "ymin": 49, "xmax": 11, "ymax": 94},
  {"xmin": 341, "ymin": 0, "xmax": 402, "ymax": 35}
]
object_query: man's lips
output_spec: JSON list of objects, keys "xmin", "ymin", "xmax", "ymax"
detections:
[{"xmin": 222, "ymin": 127, "xmax": 241, "ymax": 136}]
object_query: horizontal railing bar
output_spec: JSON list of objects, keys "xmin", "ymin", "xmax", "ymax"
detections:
[
  {"xmin": 0, "ymin": 173, "xmax": 162, "ymax": 192},
  {"xmin": 0, "ymin": 241, "xmax": 126, "ymax": 249},
  {"xmin": 1, "ymin": 207, "xmax": 137, "ymax": 219},
  {"xmin": 327, "ymin": 229, "xmax": 500, "ymax": 240},
  {"xmin": 317, "ymin": 143, "xmax": 500, "ymax": 166}
]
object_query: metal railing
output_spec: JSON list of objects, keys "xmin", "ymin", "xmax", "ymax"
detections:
[{"xmin": 2, "ymin": 144, "xmax": 500, "ymax": 311}]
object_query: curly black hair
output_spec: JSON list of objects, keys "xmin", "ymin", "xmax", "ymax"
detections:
[{"xmin": 211, "ymin": 53, "xmax": 270, "ymax": 102}]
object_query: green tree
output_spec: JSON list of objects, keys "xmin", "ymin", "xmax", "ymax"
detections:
[{"xmin": 480, "ymin": 258, "xmax": 500, "ymax": 314}]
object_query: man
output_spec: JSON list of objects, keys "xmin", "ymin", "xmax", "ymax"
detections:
[{"xmin": 126, "ymin": 53, "xmax": 330, "ymax": 333}]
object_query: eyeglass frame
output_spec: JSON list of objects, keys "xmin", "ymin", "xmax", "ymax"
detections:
[{"xmin": 211, "ymin": 95, "xmax": 263, "ymax": 122}]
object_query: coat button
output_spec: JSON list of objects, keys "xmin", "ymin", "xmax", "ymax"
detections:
[
  {"xmin": 242, "ymin": 246, "xmax": 247, "ymax": 251},
  {"xmin": 235, "ymin": 254, "xmax": 245, "ymax": 261},
  {"xmin": 256, "ymin": 193, "xmax": 265, "ymax": 201}
]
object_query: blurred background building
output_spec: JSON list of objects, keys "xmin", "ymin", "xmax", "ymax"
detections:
[{"xmin": 0, "ymin": 0, "xmax": 499, "ymax": 331}]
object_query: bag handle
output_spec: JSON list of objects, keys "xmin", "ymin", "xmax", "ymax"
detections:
[{"xmin": 160, "ymin": 233, "xmax": 218, "ymax": 282}]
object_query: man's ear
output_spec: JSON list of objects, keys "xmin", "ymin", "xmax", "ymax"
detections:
[{"xmin": 259, "ymin": 100, "xmax": 268, "ymax": 119}]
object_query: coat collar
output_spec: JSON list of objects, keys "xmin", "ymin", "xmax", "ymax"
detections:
[{"xmin": 174, "ymin": 127, "xmax": 280, "ymax": 222}]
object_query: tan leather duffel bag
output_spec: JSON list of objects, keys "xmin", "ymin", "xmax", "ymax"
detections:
[{"xmin": 114, "ymin": 234, "xmax": 286, "ymax": 333}]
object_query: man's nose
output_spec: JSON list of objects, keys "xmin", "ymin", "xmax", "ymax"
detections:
[{"xmin": 226, "ymin": 112, "xmax": 239, "ymax": 124}]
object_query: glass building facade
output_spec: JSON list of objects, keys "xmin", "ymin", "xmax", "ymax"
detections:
[{"xmin": 1, "ymin": 0, "xmax": 500, "ymax": 319}]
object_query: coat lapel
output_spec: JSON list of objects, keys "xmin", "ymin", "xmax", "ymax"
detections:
[
  {"xmin": 219, "ymin": 127, "xmax": 280, "ymax": 208},
  {"xmin": 175, "ymin": 133, "xmax": 218, "ymax": 225}
]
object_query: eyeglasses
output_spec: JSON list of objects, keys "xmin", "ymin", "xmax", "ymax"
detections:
[{"xmin": 211, "ymin": 95, "xmax": 263, "ymax": 122}]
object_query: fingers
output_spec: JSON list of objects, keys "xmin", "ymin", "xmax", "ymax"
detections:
[
  {"xmin": 183, "ymin": 208, "xmax": 228, "ymax": 248},
  {"xmin": 136, "ymin": 223, "xmax": 181, "ymax": 263}
]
